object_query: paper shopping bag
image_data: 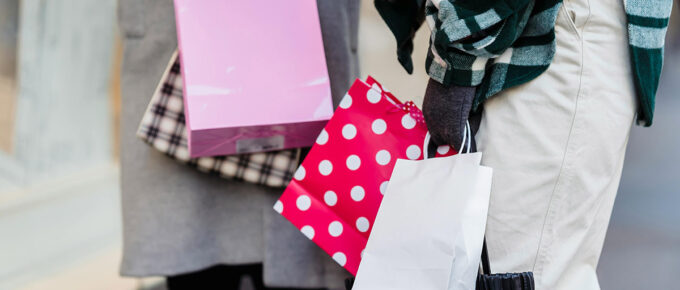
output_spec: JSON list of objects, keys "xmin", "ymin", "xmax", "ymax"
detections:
[
  {"xmin": 353, "ymin": 150, "xmax": 493, "ymax": 290},
  {"xmin": 173, "ymin": 0, "xmax": 332, "ymax": 157},
  {"xmin": 275, "ymin": 77, "xmax": 455, "ymax": 275},
  {"xmin": 137, "ymin": 51, "xmax": 301, "ymax": 188}
]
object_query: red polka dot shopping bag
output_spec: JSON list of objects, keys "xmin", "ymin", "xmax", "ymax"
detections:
[{"xmin": 274, "ymin": 77, "xmax": 454, "ymax": 275}]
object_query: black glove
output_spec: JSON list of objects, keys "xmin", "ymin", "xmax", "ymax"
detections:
[
  {"xmin": 422, "ymin": 79, "xmax": 481, "ymax": 152},
  {"xmin": 374, "ymin": 0, "xmax": 426, "ymax": 74}
]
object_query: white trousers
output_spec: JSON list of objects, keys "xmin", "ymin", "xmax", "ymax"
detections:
[{"xmin": 477, "ymin": 0, "xmax": 637, "ymax": 289}]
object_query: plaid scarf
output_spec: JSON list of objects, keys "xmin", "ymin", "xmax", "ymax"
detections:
[
  {"xmin": 377, "ymin": 0, "xmax": 673, "ymax": 126},
  {"xmin": 137, "ymin": 51, "xmax": 301, "ymax": 188},
  {"xmin": 425, "ymin": 0, "xmax": 561, "ymax": 112}
]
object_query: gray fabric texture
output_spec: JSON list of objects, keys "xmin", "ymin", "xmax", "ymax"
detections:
[{"xmin": 118, "ymin": 0, "xmax": 359, "ymax": 288}]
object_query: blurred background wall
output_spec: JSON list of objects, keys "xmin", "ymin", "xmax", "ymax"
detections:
[
  {"xmin": 0, "ymin": 1, "xmax": 677, "ymax": 289},
  {"xmin": 0, "ymin": 0, "xmax": 126, "ymax": 289}
]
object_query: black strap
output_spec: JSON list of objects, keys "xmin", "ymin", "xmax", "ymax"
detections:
[
  {"xmin": 468, "ymin": 112, "xmax": 490, "ymax": 275},
  {"xmin": 481, "ymin": 238, "xmax": 491, "ymax": 274}
]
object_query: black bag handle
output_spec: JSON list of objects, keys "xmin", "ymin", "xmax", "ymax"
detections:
[{"xmin": 481, "ymin": 238, "xmax": 491, "ymax": 274}]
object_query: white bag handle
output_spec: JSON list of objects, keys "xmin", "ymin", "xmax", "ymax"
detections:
[{"xmin": 422, "ymin": 121, "xmax": 472, "ymax": 159}]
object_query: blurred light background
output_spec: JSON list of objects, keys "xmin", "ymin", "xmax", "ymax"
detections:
[{"xmin": 0, "ymin": 1, "xmax": 677, "ymax": 289}]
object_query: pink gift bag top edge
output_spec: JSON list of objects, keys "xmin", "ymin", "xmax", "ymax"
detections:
[{"xmin": 173, "ymin": 0, "xmax": 333, "ymax": 131}]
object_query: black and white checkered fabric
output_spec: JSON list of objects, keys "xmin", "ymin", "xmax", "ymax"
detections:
[{"xmin": 137, "ymin": 51, "xmax": 301, "ymax": 188}]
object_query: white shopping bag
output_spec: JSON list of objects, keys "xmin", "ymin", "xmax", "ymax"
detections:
[{"xmin": 353, "ymin": 127, "xmax": 493, "ymax": 290}]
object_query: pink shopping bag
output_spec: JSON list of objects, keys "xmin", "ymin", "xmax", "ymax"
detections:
[
  {"xmin": 275, "ymin": 77, "xmax": 455, "ymax": 275},
  {"xmin": 173, "ymin": 0, "xmax": 332, "ymax": 157}
]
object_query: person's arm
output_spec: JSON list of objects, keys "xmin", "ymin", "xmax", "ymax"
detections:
[{"xmin": 373, "ymin": 0, "xmax": 426, "ymax": 74}]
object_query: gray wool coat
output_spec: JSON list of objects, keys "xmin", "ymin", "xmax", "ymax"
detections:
[{"xmin": 117, "ymin": 0, "xmax": 360, "ymax": 288}]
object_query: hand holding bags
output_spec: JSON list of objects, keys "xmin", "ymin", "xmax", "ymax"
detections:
[
  {"xmin": 137, "ymin": 51, "xmax": 301, "ymax": 188},
  {"xmin": 353, "ymin": 128, "xmax": 493, "ymax": 290}
]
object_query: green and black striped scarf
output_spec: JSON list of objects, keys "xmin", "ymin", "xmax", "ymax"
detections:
[
  {"xmin": 425, "ymin": 0, "xmax": 561, "ymax": 113},
  {"xmin": 376, "ymin": 0, "xmax": 673, "ymax": 126}
]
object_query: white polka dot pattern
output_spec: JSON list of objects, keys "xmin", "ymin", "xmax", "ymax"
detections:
[
  {"xmin": 406, "ymin": 145, "xmax": 422, "ymax": 160},
  {"xmin": 333, "ymin": 252, "xmax": 347, "ymax": 266},
  {"xmin": 351, "ymin": 186, "xmax": 365, "ymax": 201},
  {"xmin": 296, "ymin": 195, "xmax": 311, "ymax": 211},
  {"xmin": 319, "ymin": 160, "xmax": 333, "ymax": 176},
  {"xmin": 372, "ymin": 119, "xmax": 387, "ymax": 135},
  {"xmin": 316, "ymin": 129, "xmax": 329, "ymax": 145},
  {"xmin": 273, "ymin": 200, "xmax": 284, "ymax": 213},
  {"xmin": 342, "ymin": 124, "xmax": 357, "ymax": 140},
  {"xmin": 380, "ymin": 181, "xmax": 389, "ymax": 195},
  {"xmin": 356, "ymin": 217, "xmax": 370, "ymax": 232},
  {"xmin": 294, "ymin": 166, "xmax": 306, "ymax": 181},
  {"xmin": 324, "ymin": 191, "xmax": 338, "ymax": 206},
  {"xmin": 346, "ymin": 155, "xmax": 361, "ymax": 171},
  {"xmin": 375, "ymin": 150, "xmax": 391, "ymax": 165},
  {"xmin": 437, "ymin": 145, "xmax": 451, "ymax": 155},
  {"xmin": 401, "ymin": 114, "xmax": 416, "ymax": 129},
  {"xmin": 339, "ymin": 94, "xmax": 352, "ymax": 109},
  {"xmin": 329, "ymin": 221, "xmax": 343, "ymax": 237},
  {"xmin": 367, "ymin": 89, "xmax": 381, "ymax": 104},
  {"xmin": 301, "ymin": 226, "xmax": 315, "ymax": 240}
]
